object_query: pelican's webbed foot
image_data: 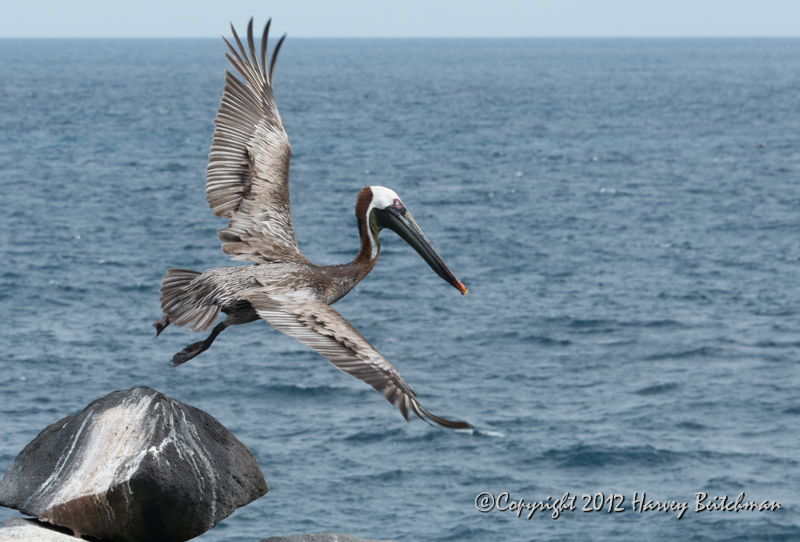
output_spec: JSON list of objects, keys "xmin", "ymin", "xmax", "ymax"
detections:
[
  {"xmin": 171, "ymin": 322, "xmax": 228, "ymax": 366},
  {"xmin": 172, "ymin": 341, "xmax": 208, "ymax": 365}
]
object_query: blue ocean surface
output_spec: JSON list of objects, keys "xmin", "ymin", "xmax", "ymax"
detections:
[{"xmin": 1, "ymin": 36, "xmax": 799, "ymax": 541}]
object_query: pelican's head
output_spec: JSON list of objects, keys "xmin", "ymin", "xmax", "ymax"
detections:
[{"xmin": 356, "ymin": 186, "xmax": 467, "ymax": 295}]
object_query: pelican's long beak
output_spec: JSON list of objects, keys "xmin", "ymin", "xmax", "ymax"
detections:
[{"xmin": 376, "ymin": 207, "xmax": 468, "ymax": 295}]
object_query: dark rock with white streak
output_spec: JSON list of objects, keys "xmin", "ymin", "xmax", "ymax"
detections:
[
  {"xmin": 0, "ymin": 387, "xmax": 268, "ymax": 542},
  {"xmin": 260, "ymin": 535, "xmax": 395, "ymax": 542}
]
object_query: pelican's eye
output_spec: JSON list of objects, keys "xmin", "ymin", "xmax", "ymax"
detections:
[{"xmin": 393, "ymin": 199, "xmax": 403, "ymax": 209}]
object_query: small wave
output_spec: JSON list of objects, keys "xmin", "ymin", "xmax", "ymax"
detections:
[
  {"xmin": 568, "ymin": 318, "xmax": 615, "ymax": 329},
  {"xmin": 753, "ymin": 340, "xmax": 800, "ymax": 349},
  {"xmin": 405, "ymin": 430, "xmax": 453, "ymax": 444},
  {"xmin": 596, "ymin": 187, "xmax": 632, "ymax": 197},
  {"xmin": 50, "ymin": 284, "xmax": 90, "ymax": 294},
  {"xmin": 753, "ymin": 308, "xmax": 798, "ymax": 317},
  {"xmin": 705, "ymin": 476, "xmax": 746, "ymax": 491},
  {"xmin": 645, "ymin": 346, "xmax": 719, "ymax": 361},
  {"xmin": 155, "ymin": 162, "xmax": 188, "ymax": 172},
  {"xmin": 657, "ymin": 291, "xmax": 712, "ymax": 303},
  {"xmin": 454, "ymin": 428, "xmax": 505, "ymax": 439},
  {"xmin": 676, "ymin": 421, "xmax": 707, "ymax": 431},
  {"xmin": 345, "ymin": 469, "xmax": 405, "ymax": 484},
  {"xmin": 540, "ymin": 270, "xmax": 574, "ymax": 279},
  {"xmin": 344, "ymin": 427, "xmax": 405, "ymax": 443},
  {"xmin": 521, "ymin": 335, "xmax": 571, "ymax": 346},
  {"xmin": 635, "ymin": 382, "xmax": 680, "ymax": 396},
  {"xmin": 256, "ymin": 383, "xmax": 350, "ymax": 398},
  {"xmin": 502, "ymin": 373, "xmax": 549, "ymax": 382},
  {"xmin": 95, "ymin": 259, "xmax": 125, "ymax": 267},
  {"xmin": 597, "ymin": 338, "xmax": 637, "ymax": 347},
  {"xmin": 501, "ymin": 331, "xmax": 570, "ymax": 346},
  {"xmin": 543, "ymin": 444, "xmax": 681, "ymax": 468},
  {"xmin": 42, "ymin": 297, "xmax": 72, "ymax": 308},
  {"xmin": 621, "ymin": 319, "xmax": 686, "ymax": 329},
  {"xmin": 119, "ymin": 284, "xmax": 154, "ymax": 292}
]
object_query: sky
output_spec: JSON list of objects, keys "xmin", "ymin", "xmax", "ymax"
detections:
[{"xmin": 1, "ymin": 0, "xmax": 799, "ymax": 38}]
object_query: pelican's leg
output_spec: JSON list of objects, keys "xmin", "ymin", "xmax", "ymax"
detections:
[{"xmin": 172, "ymin": 322, "xmax": 228, "ymax": 366}]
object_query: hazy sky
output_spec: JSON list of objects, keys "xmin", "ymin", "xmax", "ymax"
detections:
[{"xmin": 1, "ymin": 0, "xmax": 799, "ymax": 38}]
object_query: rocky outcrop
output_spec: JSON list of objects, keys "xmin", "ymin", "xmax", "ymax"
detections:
[
  {"xmin": 260, "ymin": 535, "xmax": 395, "ymax": 542},
  {"xmin": 0, "ymin": 387, "xmax": 268, "ymax": 542}
]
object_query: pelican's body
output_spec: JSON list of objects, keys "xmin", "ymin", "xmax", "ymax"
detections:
[{"xmin": 154, "ymin": 19, "xmax": 469, "ymax": 429}]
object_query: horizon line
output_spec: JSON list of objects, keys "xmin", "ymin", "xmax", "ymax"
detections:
[{"xmin": 2, "ymin": 35, "xmax": 799, "ymax": 40}]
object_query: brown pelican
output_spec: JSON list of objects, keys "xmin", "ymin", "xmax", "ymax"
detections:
[{"xmin": 153, "ymin": 19, "xmax": 470, "ymax": 430}]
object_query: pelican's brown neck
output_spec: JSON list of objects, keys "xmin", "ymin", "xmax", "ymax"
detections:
[
  {"xmin": 353, "ymin": 186, "xmax": 380, "ymax": 269},
  {"xmin": 323, "ymin": 187, "xmax": 379, "ymax": 292}
]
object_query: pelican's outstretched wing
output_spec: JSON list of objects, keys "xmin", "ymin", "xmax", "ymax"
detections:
[
  {"xmin": 207, "ymin": 19, "xmax": 309, "ymax": 264},
  {"xmin": 241, "ymin": 287, "xmax": 471, "ymax": 429}
]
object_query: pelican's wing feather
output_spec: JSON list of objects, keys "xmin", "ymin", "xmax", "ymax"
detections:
[
  {"xmin": 207, "ymin": 19, "xmax": 308, "ymax": 264},
  {"xmin": 242, "ymin": 287, "xmax": 471, "ymax": 429}
]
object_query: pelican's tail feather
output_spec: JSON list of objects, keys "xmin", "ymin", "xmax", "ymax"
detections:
[{"xmin": 158, "ymin": 268, "xmax": 221, "ymax": 333}]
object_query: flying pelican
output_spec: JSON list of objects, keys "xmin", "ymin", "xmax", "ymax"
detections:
[{"xmin": 154, "ymin": 19, "xmax": 470, "ymax": 429}]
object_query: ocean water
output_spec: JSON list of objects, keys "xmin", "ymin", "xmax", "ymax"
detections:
[{"xmin": 1, "ymin": 36, "xmax": 799, "ymax": 541}]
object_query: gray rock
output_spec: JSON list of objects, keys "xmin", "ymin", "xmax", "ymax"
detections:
[
  {"xmin": 0, "ymin": 387, "xmax": 267, "ymax": 542},
  {"xmin": 0, "ymin": 517, "xmax": 79, "ymax": 541},
  {"xmin": 260, "ymin": 535, "xmax": 394, "ymax": 542}
]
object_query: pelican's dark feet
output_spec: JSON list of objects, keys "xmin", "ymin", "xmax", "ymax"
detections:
[
  {"xmin": 170, "ymin": 322, "xmax": 228, "ymax": 367},
  {"xmin": 172, "ymin": 341, "xmax": 208, "ymax": 366},
  {"xmin": 153, "ymin": 316, "xmax": 170, "ymax": 337}
]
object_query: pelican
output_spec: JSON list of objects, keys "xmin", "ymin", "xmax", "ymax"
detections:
[{"xmin": 154, "ymin": 19, "xmax": 470, "ymax": 430}]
